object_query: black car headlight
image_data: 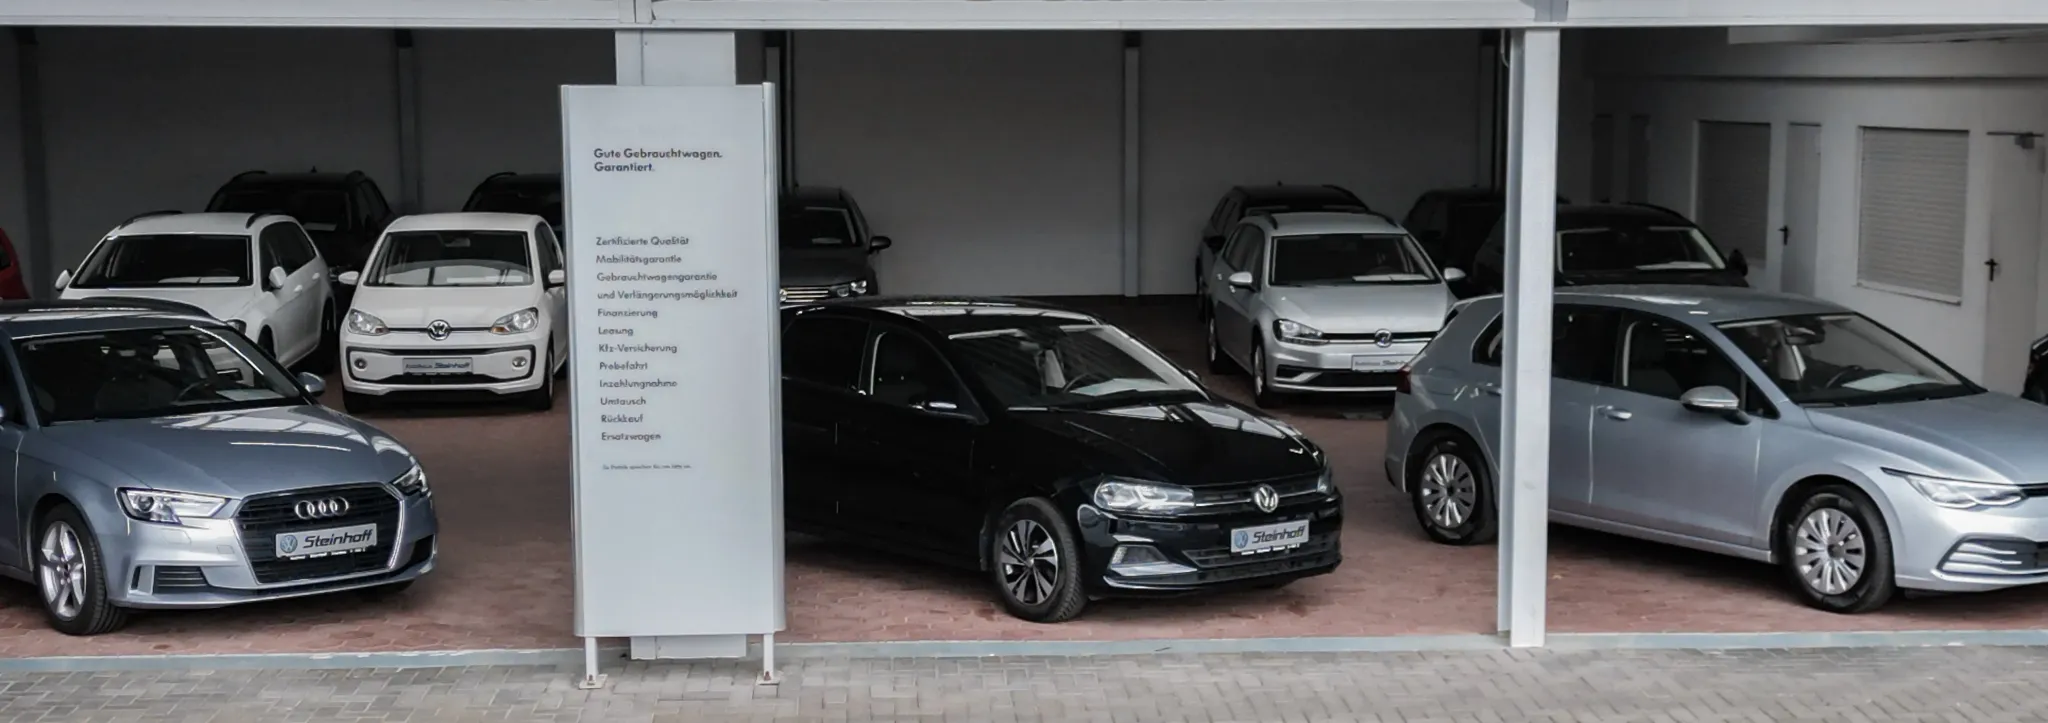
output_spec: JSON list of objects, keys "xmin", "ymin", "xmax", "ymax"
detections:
[
  {"xmin": 1092, "ymin": 478, "xmax": 1195, "ymax": 514},
  {"xmin": 1314, "ymin": 468, "xmax": 1334, "ymax": 495}
]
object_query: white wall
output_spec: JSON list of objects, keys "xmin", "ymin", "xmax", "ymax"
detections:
[
  {"xmin": 793, "ymin": 31, "xmax": 1125, "ymax": 297},
  {"xmin": 1588, "ymin": 28, "xmax": 2048, "ymax": 379}
]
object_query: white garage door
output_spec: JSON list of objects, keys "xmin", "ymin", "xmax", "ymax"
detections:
[
  {"xmin": 1694, "ymin": 121, "xmax": 1771, "ymax": 287},
  {"xmin": 1856, "ymin": 127, "xmax": 1970, "ymax": 302}
]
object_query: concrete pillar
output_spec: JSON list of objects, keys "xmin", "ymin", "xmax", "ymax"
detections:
[{"xmin": 1496, "ymin": 27, "xmax": 1561, "ymax": 649}]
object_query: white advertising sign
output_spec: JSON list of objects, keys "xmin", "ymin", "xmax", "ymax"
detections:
[{"xmin": 562, "ymin": 84, "xmax": 783, "ymax": 638}]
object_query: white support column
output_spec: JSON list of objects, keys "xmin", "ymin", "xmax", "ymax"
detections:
[
  {"xmin": 1495, "ymin": 26, "xmax": 1560, "ymax": 649},
  {"xmin": 1120, "ymin": 32, "xmax": 1141, "ymax": 298},
  {"xmin": 609, "ymin": 28, "xmax": 750, "ymax": 665}
]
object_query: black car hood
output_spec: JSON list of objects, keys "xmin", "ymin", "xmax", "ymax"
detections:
[
  {"xmin": 1561, "ymin": 269, "xmax": 1748, "ymax": 287},
  {"xmin": 1010, "ymin": 399, "xmax": 1321, "ymax": 486}
]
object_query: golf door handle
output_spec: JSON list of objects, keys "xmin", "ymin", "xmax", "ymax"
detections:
[{"xmin": 1597, "ymin": 405, "xmax": 1633, "ymax": 420}]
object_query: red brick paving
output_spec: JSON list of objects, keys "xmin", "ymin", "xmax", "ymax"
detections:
[{"xmin": 0, "ymin": 297, "xmax": 2041, "ymax": 657}]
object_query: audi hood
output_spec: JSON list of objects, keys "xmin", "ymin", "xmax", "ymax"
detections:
[{"xmin": 33, "ymin": 405, "xmax": 418, "ymax": 498}]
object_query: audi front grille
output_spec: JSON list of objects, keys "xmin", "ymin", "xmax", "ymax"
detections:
[{"xmin": 234, "ymin": 483, "xmax": 401, "ymax": 585}]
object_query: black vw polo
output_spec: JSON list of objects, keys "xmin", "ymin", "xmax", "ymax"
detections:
[{"xmin": 780, "ymin": 296, "xmax": 1343, "ymax": 623}]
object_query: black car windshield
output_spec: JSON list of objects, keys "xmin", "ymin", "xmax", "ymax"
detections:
[
  {"xmin": 1270, "ymin": 233, "xmax": 1439, "ymax": 286},
  {"xmin": 1716, "ymin": 313, "xmax": 1975, "ymax": 406},
  {"xmin": 17, "ymin": 327, "xmax": 304, "ymax": 423},
  {"xmin": 209, "ymin": 187, "xmax": 349, "ymax": 231},
  {"xmin": 466, "ymin": 186, "xmax": 563, "ymax": 227},
  {"xmin": 782, "ymin": 207, "xmax": 858, "ymax": 248},
  {"xmin": 949, "ymin": 323, "xmax": 1205, "ymax": 409},
  {"xmin": 1558, "ymin": 225, "xmax": 1726, "ymax": 273},
  {"xmin": 72, "ymin": 235, "xmax": 250, "ymax": 288},
  {"xmin": 367, "ymin": 231, "xmax": 533, "ymax": 287},
  {"xmin": 1245, "ymin": 201, "xmax": 1368, "ymax": 215}
]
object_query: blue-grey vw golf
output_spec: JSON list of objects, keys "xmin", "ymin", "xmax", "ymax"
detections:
[
  {"xmin": 1387, "ymin": 285, "xmax": 2048, "ymax": 614},
  {"xmin": 0, "ymin": 300, "xmax": 437, "ymax": 635}
]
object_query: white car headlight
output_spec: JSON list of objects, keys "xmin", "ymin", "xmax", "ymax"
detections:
[
  {"xmin": 347, "ymin": 309, "xmax": 389, "ymax": 336},
  {"xmin": 1273, "ymin": 318, "xmax": 1327, "ymax": 346},
  {"xmin": 850, "ymin": 279, "xmax": 870, "ymax": 295},
  {"xmin": 1886, "ymin": 468, "xmax": 2025, "ymax": 510},
  {"xmin": 491, "ymin": 308, "xmax": 540, "ymax": 335},
  {"xmin": 1092, "ymin": 478, "xmax": 1196, "ymax": 514},
  {"xmin": 118, "ymin": 488, "xmax": 228, "ymax": 524}
]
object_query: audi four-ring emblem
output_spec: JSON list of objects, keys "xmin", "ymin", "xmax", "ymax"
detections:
[
  {"xmin": 294, "ymin": 498, "xmax": 350, "ymax": 520},
  {"xmin": 1251, "ymin": 484, "xmax": 1280, "ymax": 513}
]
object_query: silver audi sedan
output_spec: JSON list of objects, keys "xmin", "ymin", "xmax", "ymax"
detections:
[
  {"xmin": 0, "ymin": 300, "xmax": 437, "ymax": 635},
  {"xmin": 1386, "ymin": 285, "xmax": 2048, "ymax": 613}
]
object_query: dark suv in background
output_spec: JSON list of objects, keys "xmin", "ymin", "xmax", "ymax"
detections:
[
  {"xmin": 205, "ymin": 169, "xmax": 395, "ymax": 277},
  {"xmin": 463, "ymin": 172, "xmax": 563, "ymax": 236},
  {"xmin": 1401, "ymin": 187, "xmax": 1569, "ymax": 296},
  {"xmin": 1195, "ymin": 184, "xmax": 1371, "ymax": 318},
  {"xmin": 1468, "ymin": 202, "xmax": 1750, "ymax": 294},
  {"xmin": 778, "ymin": 186, "xmax": 891, "ymax": 304}
]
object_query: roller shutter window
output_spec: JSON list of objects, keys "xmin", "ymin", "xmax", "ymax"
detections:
[
  {"xmin": 1695, "ymin": 121, "xmax": 1772, "ymax": 278},
  {"xmin": 1857, "ymin": 127, "xmax": 1971, "ymax": 301},
  {"xmin": 1591, "ymin": 115, "xmax": 1615, "ymax": 203}
]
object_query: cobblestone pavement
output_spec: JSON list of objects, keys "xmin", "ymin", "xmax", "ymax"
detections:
[{"xmin": 6, "ymin": 646, "xmax": 2048, "ymax": 722}]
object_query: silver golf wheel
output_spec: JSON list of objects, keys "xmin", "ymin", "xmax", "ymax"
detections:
[
  {"xmin": 998, "ymin": 519, "xmax": 1060, "ymax": 606},
  {"xmin": 1793, "ymin": 508, "xmax": 1866, "ymax": 596},
  {"xmin": 1206, "ymin": 318, "xmax": 1218, "ymax": 363},
  {"xmin": 1419, "ymin": 453, "xmax": 1478, "ymax": 530},
  {"xmin": 37, "ymin": 521, "xmax": 88, "ymax": 621},
  {"xmin": 1252, "ymin": 350, "xmax": 1267, "ymax": 396}
]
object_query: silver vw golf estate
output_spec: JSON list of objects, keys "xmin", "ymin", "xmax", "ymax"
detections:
[
  {"xmin": 0, "ymin": 300, "xmax": 437, "ymax": 634},
  {"xmin": 1387, "ymin": 285, "xmax": 2048, "ymax": 613},
  {"xmin": 1203, "ymin": 211, "xmax": 1463, "ymax": 407}
]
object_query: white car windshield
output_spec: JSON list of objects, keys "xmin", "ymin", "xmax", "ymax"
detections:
[
  {"xmin": 367, "ymin": 230, "xmax": 533, "ymax": 287},
  {"xmin": 1558, "ymin": 226, "xmax": 1726, "ymax": 273},
  {"xmin": 16, "ymin": 327, "xmax": 302, "ymax": 423},
  {"xmin": 1269, "ymin": 233, "xmax": 1439, "ymax": 286},
  {"xmin": 949, "ymin": 323, "xmax": 1205, "ymax": 410},
  {"xmin": 71, "ymin": 235, "xmax": 251, "ymax": 288},
  {"xmin": 1717, "ymin": 313, "xmax": 1975, "ymax": 407}
]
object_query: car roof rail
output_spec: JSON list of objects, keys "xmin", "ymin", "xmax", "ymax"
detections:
[
  {"xmin": 1621, "ymin": 201, "xmax": 1687, "ymax": 217},
  {"xmin": 483, "ymin": 171, "xmax": 517, "ymax": 183},
  {"xmin": 116, "ymin": 209, "xmax": 183, "ymax": 228},
  {"xmin": 230, "ymin": 169, "xmax": 267, "ymax": 181}
]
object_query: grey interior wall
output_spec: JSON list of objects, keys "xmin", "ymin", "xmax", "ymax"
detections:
[
  {"xmin": 0, "ymin": 32, "xmax": 29, "ymax": 282},
  {"xmin": 413, "ymin": 30, "xmax": 614, "ymax": 212}
]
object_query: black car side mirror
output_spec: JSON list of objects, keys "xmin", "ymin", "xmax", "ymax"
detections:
[
  {"xmin": 914, "ymin": 398, "xmax": 976, "ymax": 421},
  {"xmin": 1727, "ymin": 249, "xmax": 1750, "ymax": 277},
  {"xmin": 869, "ymin": 236, "xmax": 893, "ymax": 253},
  {"xmin": 1203, "ymin": 235, "xmax": 1226, "ymax": 252}
]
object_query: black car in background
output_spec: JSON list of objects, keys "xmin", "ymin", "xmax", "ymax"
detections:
[
  {"xmin": 2026, "ymin": 334, "xmax": 2048, "ymax": 404},
  {"xmin": 463, "ymin": 172, "xmax": 563, "ymax": 236},
  {"xmin": 1196, "ymin": 184, "xmax": 1371, "ymax": 317},
  {"xmin": 780, "ymin": 297, "xmax": 1343, "ymax": 622},
  {"xmin": 205, "ymin": 169, "xmax": 396, "ymax": 276},
  {"xmin": 1468, "ymin": 202, "xmax": 1750, "ymax": 294},
  {"xmin": 1401, "ymin": 187, "xmax": 1570, "ymax": 294},
  {"xmin": 778, "ymin": 186, "xmax": 891, "ymax": 304}
]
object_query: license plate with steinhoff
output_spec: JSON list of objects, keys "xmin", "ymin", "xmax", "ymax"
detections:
[
  {"xmin": 1230, "ymin": 520, "xmax": 1310, "ymax": 555},
  {"xmin": 275, "ymin": 524, "xmax": 378, "ymax": 560}
]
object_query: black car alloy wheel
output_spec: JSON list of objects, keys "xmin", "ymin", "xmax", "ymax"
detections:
[{"xmin": 990, "ymin": 498, "xmax": 1086, "ymax": 623}]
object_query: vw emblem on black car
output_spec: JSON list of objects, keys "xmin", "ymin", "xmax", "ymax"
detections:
[
  {"xmin": 294, "ymin": 498, "xmax": 350, "ymax": 520},
  {"xmin": 1251, "ymin": 484, "xmax": 1280, "ymax": 513},
  {"xmin": 427, "ymin": 320, "xmax": 452, "ymax": 340},
  {"xmin": 1374, "ymin": 329, "xmax": 1394, "ymax": 348}
]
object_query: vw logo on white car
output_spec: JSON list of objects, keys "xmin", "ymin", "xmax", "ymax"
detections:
[
  {"xmin": 427, "ymin": 320, "xmax": 452, "ymax": 340},
  {"xmin": 1374, "ymin": 330, "xmax": 1395, "ymax": 348},
  {"xmin": 1251, "ymin": 484, "xmax": 1280, "ymax": 513},
  {"xmin": 293, "ymin": 498, "xmax": 350, "ymax": 520}
]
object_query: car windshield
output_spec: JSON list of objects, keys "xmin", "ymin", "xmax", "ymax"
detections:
[
  {"xmin": 209, "ymin": 187, "xmax": 349, "ymax": 231},
  {"xmin": 1558, "ymin": 225, "xmax": 1726, "ymax": 273},
  {"xmin": 17, "ymin": 327, "xmax": 304, "ymax": 424},
  {"xmin": 1716, "ymin": 313, "xmax": 1976, "ymax": 407},
  {"xmin": 782, "ymin": 207, "xmax": 858, "ymax": 248},
  {"xmin": 1270, "ymin": 233, "xmax": 1439, "ymax": 285},
  {"xmin": 72, "ymin": 235, "xmax": 250, "ymax": 288},
  {"xmin": 949, "ymin": 323, "xmax": 1205, "ymax": 410},
  {"xmin": 466, "ymin": 185, "xmax": 563, "ymax": 227},
  {"xmin": 368, "ymin": 230, "xmax": 533, "ymax": 287},
  {"xmin": 1245, "ymin": 201, "xmax": 1368, "ymax": 215}
]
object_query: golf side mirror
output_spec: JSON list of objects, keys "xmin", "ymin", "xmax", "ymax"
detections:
[
  {"xmin": 1442, "ymin": 268, "xmax": 1467, "ymax": 282},
  {"xmin": 1679, "ymin": 385, "xmax": 1749, "ymax": 424},
  {"xmin": 1727, "ymin": 249, "xmax": 1750, "ymax": 276},
  {"xmin": 869, "ymin": 236, "xmax": 893, "ymax": 252},
  {"xmin": 547, "ymin": 269, "xmax": 567, "ymax": 286},
  {"xmin": 1227, "ymin": 271, "xmax": 1255, "ymax": 289},
  {"xmin": 336, "ymin": 270, "xmax": 361, "ymax": 286},
  {"xmin": 267, "ymin": 267, "xmax": 288, "ymax": 291}
]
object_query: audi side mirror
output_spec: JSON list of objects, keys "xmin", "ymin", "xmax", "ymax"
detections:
[
  {"xmin": 267, "ymin": 267, "xmax": 288, "ymax": 291},
  {"xmin": 1727, "ymin": 249, "xmax": 1750, "ymax": 277},
  {"xmin": 297, "ymin": 372, "xmax": 327, "ymax": 396},
  {"xmin": 53, "ymin": 269, "xmax": 71, "ymax": 291},
  {"xmin": 547, "ymin": 269, "xmax": 567, "ymax": 286},
  {"xmin": 1442, "ymin": 268, "xmax": 1467, "ymax": 282},
  {"xmin": 869, "ymin": 236, "xmax": 893, "ymax": 252},
  {"xmin": 336, "ymin": 270, "xmax": 361, "ymax": 286}
]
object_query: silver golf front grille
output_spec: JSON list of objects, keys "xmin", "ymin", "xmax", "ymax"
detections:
[{"xmin": 780, "ymin": 285, "xmax": 835, "ymax": 304}]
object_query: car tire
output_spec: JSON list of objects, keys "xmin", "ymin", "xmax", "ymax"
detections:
[
  {"xmin": 1779, "ymin": 485, "xmax": 1896, "ymax": 614},
  {"xmin": 342, "ymin": 391, "xmax": 382, "ymax": 415},
  {"xmin": 1205, "ymin": 315, "xmax": 1236, "ymax": 375},
  {"xmin": 1408, "ymin": 432, "xmax": 1498, "ymax": 545},
  {"xmin": 306, "ymin": 303, "xmax": 338, "ymax": 374},
  {"xmin": 35, "ymin": 504, "xmax": 129, "ymax": 636},
  {"xmin": 258, "ymin": 330, "xmax": 276, "ymax": 360},
  {"xmin": 524, "ymin": 347, "xmax": 556, "ymax": 412},
  {"xmin": 1251, "ymin": 342, "xmax": 1286, "ymax": 408},
  {"xmin": 989, "ymin": 498, "xmax": 1087, "ymax": 624}
]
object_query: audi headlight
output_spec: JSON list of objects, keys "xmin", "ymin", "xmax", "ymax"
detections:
[
  {"xmin": 393, "ymin": 463, "xmax": 429, "ymax": 497},
  {"xmin": 1092, "ymin": 478, "xmax": 1196, "ymax": 514},
  {"xmin": 1887, "ymin": 468, "xmax": 2025, "ymax": 510},
  {"xmin": 1273, "ymin": 318, "xmax": 1327, "ymax": 346},
  {"xmin": 118, "ymin": 488, "xmax": 228, "ymax": 524},
  {"xmin": 491, "ymin": 307, "xmax": 540, "ymax": 335},
  {"xmin": 346, "ymin": 309, "xmax": 388, "ymax": 336}
]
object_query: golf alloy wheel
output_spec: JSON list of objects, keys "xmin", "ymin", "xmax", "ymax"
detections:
[
  {"xmin": 1419, "ymin": 453, "xmax": 1478, "ymax": 530},
  {"xmin": 1793, "ymin": 507, "xmax": 1867, "ymax": 596},
  {"xmin": 998, "ymin": 519, "xmax": 1060, "ymax": 606}
]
